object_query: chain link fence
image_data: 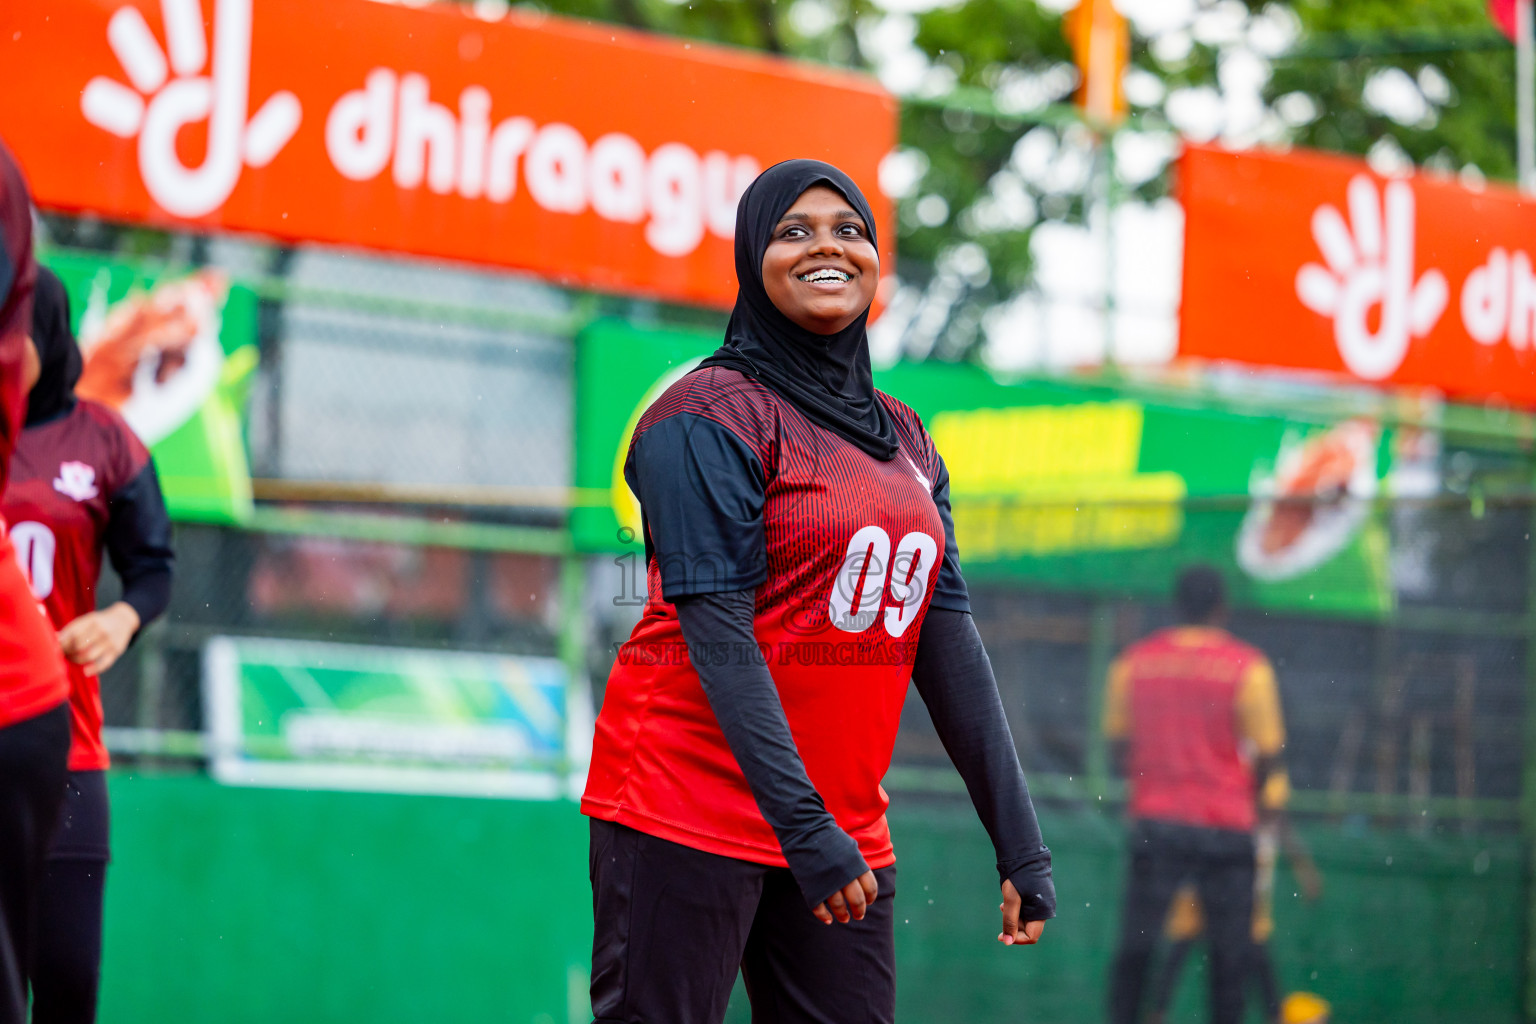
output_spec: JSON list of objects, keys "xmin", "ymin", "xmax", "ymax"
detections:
[
  {"xmin": 47, "ymin": 218, "xmax": 1532, "ymax": 834},
  {"xmin": 578, "ymin": 496, "xmax": 1531, "ymax": 830},
  {"xmin": 52, "ymin": 225, "xmax": 590, "ymax": 761},
  {"xmin": 99, "ymin": 523, "xmax": 567, "ymax": 754},
  {"xmin": 891, "ymin": 498, "xmax": 1532, "ymax": 830},
  {"xmin": 246, "ymin": 248, "xmax": 577, "ymax": 500}
]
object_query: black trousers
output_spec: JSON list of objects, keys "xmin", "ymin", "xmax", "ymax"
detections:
[
  {"xmin": 32, "ymin": 771, "xmax": 110, "ymax": 1024},
  {"xmin": 588, "ymin": 819, "xmax": 896, "ymax": 1024},
  {"xmin": 1149, "ymin": 939, "xmax": 1281, "ymax": 1024},
  {"xmin": 0, "ymin": 705, "xmax": 70, "ymax": 1024},
  {"xmin": 1108, "ymin": 821, "xmax": 1256, "ymax": 1024}
]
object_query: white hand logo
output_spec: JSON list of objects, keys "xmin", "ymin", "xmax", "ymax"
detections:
[
  {"xmin": 1295, "ymin": 175, "xmax": 1448, "ymax": 380},
  {"xmin": 79, "ymin": 0, "xmax": 301, "ymax": 218}
]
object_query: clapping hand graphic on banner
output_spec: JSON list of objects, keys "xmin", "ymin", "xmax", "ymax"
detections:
[
  {"xmin": 1295, "ymin": 175, "xmax": 1448, "ymax": 380},
  {"xmin": 80, "ymin": 0, "xmax": 300, "ymax": 218}
]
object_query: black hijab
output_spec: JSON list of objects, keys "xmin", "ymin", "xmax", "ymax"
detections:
[
  {"xmin": 700, "ymin": 159, "xmax": 899, "ymax": 462},
  {"xmin": 27, "ymin": 266, "xmax": 82, "ymax": 427}
]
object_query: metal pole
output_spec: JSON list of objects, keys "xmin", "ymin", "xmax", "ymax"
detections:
[
  {"xmin": 1083, "ymin": 601, "xmax": 1116, "ymax": 800},
  {"xmin": 1519, "ymin": 0, "xmax": 1535, "ymax": 192},
  {"xmin": 1100, "ymin": 131, "xmax": 1117, "ymax": 365},
  {"xmin": 135, "ymin": 619, "xmax": 167, "ymax": 731},
  {"xmin": 1523, "ymin": 462, "xmax": 1536, "ymax": 1019},
  {"xmin": 1518, "ymin": 23, "xmax": 1536, "ymax": 1004},
  {"xmin": 558, "ymin": 552, "xmax": 589, "ymax": 794}
]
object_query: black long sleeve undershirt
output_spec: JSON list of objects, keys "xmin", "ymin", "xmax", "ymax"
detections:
[
  {"xmin": 912, "ymin": 607, "xmax": 1055, "ymax": 921},
  {"xmin": 104, "ymin": 461, "xmax": 174, "ymax": 631},
  {"xmin": 675, "ymin": 591, "xmax": 868, "ymax": 909},
  {"xmin": 675, "ymin": 593, "xmax": 1055, "ymax": 920}
]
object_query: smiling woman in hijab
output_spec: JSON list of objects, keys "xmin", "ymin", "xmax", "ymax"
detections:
[
  {"xmin": 581, "ymin": 160, "xmax": 1054, "ymax": 1024},
  {"xmin": 2, "ymin": 266, "xmax": 174, "ymax": 1024}
]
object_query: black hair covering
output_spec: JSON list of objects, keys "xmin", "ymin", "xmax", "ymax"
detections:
[
  {"xmin": 1175, "ymin": 564, "xmax": 1226, "ymax": 624},
  {"xmin": 700, "ymin": 159, "xmax": 899, "ymax": 462},
  {"xmin": 27, "ymin": 266, "xmax": 82, "ymax": 427}
]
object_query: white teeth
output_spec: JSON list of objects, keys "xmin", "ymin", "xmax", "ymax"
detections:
[{"xmin": 800, "ymin": 269, "xmax": 850, "ymax": 283}]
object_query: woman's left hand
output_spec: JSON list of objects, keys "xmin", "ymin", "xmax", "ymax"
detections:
[
  {"xmin": 998, "ymin": 879, "xmax": 1045, "ymax": 947},
  {"xmin": 58, "ymin": 602, "xmax": 140, "ymax": 676}
]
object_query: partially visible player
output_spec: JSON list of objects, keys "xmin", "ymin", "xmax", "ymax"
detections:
[
  {"xmin": 1148, "ymin": 770, "xmax": 1321, "ymax": 1024},
  {"xmin": 0, "ymin": 137, "xmax": 71, "ymax": 1024},
  {"xmin": 1104, "ymin": 565, "xmax": 1287, "ymax": 1024},
  {"xmin": 3, "ymin": 266, "xmax": 174, "ymax": 1024}
]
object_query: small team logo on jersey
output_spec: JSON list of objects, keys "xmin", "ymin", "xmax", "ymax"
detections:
[{"xmin": 53, "ymin": 462, "xmax": 100, "ymax": 502}]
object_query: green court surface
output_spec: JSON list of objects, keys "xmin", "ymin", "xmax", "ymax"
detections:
[{"xmin": 100, "ymin": 773, "xmax": 1521, "ymax": 1023}]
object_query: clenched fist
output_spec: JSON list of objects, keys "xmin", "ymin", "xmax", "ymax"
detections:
[{"xmin": 58, "ymin": 602, "xmax": 140, "ymax": 676}]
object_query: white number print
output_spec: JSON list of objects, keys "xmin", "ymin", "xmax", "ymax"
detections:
[
  {"xmin": 11, "ymin": 522, "xmax": 56, "ymax": 601},
  {"xmin": 828, "ymin": 525, "xmax": 938, "ymax": 637},
  {"xmin": 828, "ymin": 525, "xmax": 890, "ymax": 634},
  {"xmin": 884, "ymin": 532, "xmax": 938, "ymax": 638}
]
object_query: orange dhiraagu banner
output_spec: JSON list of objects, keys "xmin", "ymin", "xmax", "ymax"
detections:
[
  {"xmin": 1179, "ymin": 144, "xmax": 1536, "ymax": 405},
  {"xmin": 0, "ymin": 0, "xmax": 896, "ymax": 308}
]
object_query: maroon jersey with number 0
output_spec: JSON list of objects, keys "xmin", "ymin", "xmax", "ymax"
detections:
[{"xmin": 3, "ymin": 400, "xmax": 151, "ymax": 767}]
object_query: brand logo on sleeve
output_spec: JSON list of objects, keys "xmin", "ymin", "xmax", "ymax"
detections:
[
  {"xmin": 903, "ymin": 454, "xmax": 931, "ymax": 491},
  {"xmin": 53, "ymin": 462, "xmax": 100, "ymax": 502}
]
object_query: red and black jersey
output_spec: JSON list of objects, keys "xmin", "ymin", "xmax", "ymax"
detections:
[
  {"xmin": 0, "ymin": 135, "xmax": 68, "ymax": 728},
  {"xmin": 2, "ymin": 400, "xmax": 171, "ymax": 768},
  {"xmin": 582, "ymin": 366, "xmax": 969, "ymax": 870}
]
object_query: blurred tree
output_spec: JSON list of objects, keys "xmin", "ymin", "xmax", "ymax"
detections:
[
  {"xmin": 483, "ymin": 0, "xmax": 1518, "ymax": 362},
  {"xmin": 1266, "ymin": 1, "xmax": 1515, "ymax": 181}
]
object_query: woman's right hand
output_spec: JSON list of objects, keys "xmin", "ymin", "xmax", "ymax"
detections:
[
  {"xmin": 811, "ymin": 870, "xmax": 878, "ymax": 924},
  {"xmin": 58, "ymin": 601, "xmax": 141, "ymax": 676}
]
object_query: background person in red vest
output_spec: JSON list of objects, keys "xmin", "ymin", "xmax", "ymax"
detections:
[
  {"xmin": 1103, "ymin": 565, "xmax": 1286, "ymax": 1024},
  {"xmin": 0, "ymin": 137, "xmax": 71, "ymax": 1024}
]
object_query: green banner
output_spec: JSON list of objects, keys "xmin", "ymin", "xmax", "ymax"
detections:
[
  {"xmin": 204, "ymin": 636, "xmax": 580, "ymax": 797},
  {"xmin": 40, "ymin": 251, "xmax": 258, "ymax": 525},
  {"xmin": 575, "ymin": 320, "xmax": 1424, "ymax": 617},
  {"xmin": 878, "ymin": 363, "xmax": 1404, "ymax": 616},
  {"xmin": 572, "ymin": 318, "xmax": 720, "ymax": 553}
]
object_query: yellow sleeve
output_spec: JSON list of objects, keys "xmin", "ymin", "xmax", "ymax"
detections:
[
  {"xmin": 1235, "ymin": 658, "xmax": 1285, "ymax": 757},
  {"xmin": 1260, "ymin": 767, "xmax": 1291, "ymax": 811},
  {"xmin": 1103, "ymin": 658, "xmax": 1132, "ymax": 740}
]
